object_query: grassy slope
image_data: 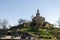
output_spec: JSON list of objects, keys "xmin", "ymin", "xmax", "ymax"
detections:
[
  {"xmin": 21, "ymin": 28, "xmax": 51, "ymax": 36},
  {"xmin": 20, "ymin": 27, "xmax": 57, "ymax": 40}
]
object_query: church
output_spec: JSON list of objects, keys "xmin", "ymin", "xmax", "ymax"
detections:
[
  {"xmin": 23, "ymin": 9, "xmax": 46, "ymax": 28},
  {"xmin": 32, "ymin": 9, "xmax": 45, "ymax": 25},
  {"xmin": 31, "ymin": 9, "xmax": 45, "ymax": 28},
  {"xmin": 32, "ymin": 9, "xmax": 53, "ymax": 28}
]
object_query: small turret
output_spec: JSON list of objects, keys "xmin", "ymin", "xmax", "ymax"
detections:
[{"xmin": 36, "ymin": 9, "xmax": 40, "ymax": 17}]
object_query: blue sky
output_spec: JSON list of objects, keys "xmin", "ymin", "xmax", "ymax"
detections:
[{"xmin": 0, "ymin": 0, "xmax": 60, "ymax": 26}]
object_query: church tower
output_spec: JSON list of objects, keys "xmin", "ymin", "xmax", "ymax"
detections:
[
  {"xmin": 36, "ymin": 9, "xmax": 40, "ymax": 17},
  {"xmin": 32, "ymin": 9, "xmax": 45, "ymax": 27}
]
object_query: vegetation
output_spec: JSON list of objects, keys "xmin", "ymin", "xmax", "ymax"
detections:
[
  {"xmin": 9, "ymin": 14, "xmax": 60, "ymax": 40},
  {"xmin": 1, "ymin": 9, "xmax": 60, "ymax": 40}
]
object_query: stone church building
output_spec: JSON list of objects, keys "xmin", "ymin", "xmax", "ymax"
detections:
[
  {"xmin": 23, "ymin": 9, "xmax": 45, "ymax": 28},
  {"xmin": 32, "ymin": 9, "xmax": 45, "ymax": 25},
  {"xmin": 32, "ymin": 9, "xmax": 53, "ymax": 28}
]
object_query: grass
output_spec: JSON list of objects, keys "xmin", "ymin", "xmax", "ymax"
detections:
[{"xmin": 19, "ymin": 27, "xmax": 58, "ymax": 40}]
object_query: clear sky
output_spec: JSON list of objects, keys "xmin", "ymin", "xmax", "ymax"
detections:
[{"xmin": 0, "ymin": 0, "xmax": 60, "ymax": 26}]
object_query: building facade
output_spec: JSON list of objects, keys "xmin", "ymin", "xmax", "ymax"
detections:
[{"xmin": 32, "ymin": 9, "xmax": 45, "ymax": 27}]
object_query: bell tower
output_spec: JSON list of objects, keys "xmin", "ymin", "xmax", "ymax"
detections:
[{"xmin": 36, "ymin": 9, "xmax": 40, "ymax": 17}]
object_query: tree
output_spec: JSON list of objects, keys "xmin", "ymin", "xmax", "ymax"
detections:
[
  {"xmin": 18, "ymin": 18, "xmax": 25, "ymax": 25},
  {"xmin": 56, "ymin": 18, "xmax": 60, "ymax": 28},
  {"xmin": 2, "ymin": 19, "xmax": 8, "ymax": 29},
  {"xmin": 0, "ymin": 19, "xmax": 8, "ymax": 29}
]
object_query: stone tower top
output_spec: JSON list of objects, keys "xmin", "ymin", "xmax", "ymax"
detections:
[
  {"xmin": 36, "ymin": 9, "xmax": 40, "ymax": 17},
  {"xmin": 37, "ymin": 9, "xmax": 39, "ymax": 13}
]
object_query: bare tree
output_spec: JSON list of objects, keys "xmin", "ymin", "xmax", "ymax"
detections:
[
  {"xmin": 18, "ymin": 18, "xmax": 25, "ymax": 25},
  {"xmin": 0, "ymin": 19, "xmax": 3, "ymax": 29},
  {"xmin": 56, "ymin": 18, "xmax": 60, "ymax": 28},
  {"xmin": 0, "ymin": 19, "xmax": 8, "ymax": 29},
  {"xmin": 2, "ymin": 19, "xmax": 8, "ymax": 29}
]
